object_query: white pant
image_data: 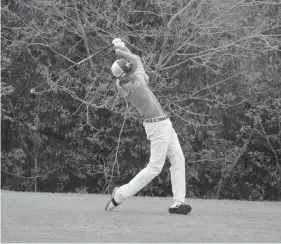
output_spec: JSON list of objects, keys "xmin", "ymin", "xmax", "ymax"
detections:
[{"xmin": 116, "ymin": 119, "xmax": 186, "ymax": 204}]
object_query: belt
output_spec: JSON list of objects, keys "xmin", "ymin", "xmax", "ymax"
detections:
[{"xmin": 143, "ymin": 115, "xmax": 168, "ymax": 123}]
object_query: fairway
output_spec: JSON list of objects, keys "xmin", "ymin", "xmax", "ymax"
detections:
[{"xmin": 1, "ymin": 190, "xmax": 281, "ymax": 243}]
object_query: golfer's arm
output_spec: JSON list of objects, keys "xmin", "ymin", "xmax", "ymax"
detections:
[
  {"xmin": 116, "ymin": 49, "xmax": 145, "ymax": 73},
  {"xmin": 120, "ymin": 45, "xmax": 132, "ymax": 54},
  {"xmin": 116, "ymin": 49, "xmax": 139, "ymax": 63}
]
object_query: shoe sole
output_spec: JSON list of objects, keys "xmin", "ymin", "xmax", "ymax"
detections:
[
  {"xmin": 169, "ymin": 204, "xmax": 192, "ymax": 215},
  {"xmin": 105, "ymin": 187, "xmax": 118, "ymax": 211}
]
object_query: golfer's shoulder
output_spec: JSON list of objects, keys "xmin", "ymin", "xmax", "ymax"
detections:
[{"xmin": 133, "ymin": 72, "xmax": 148, "ymax": 85}]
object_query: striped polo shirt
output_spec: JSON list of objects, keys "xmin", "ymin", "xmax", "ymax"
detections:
[{"xmin": 116, "ymin": 70, "xmax": 165, "ymax": 120}]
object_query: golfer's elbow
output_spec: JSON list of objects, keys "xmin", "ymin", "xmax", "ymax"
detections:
[
  {"xmin": 116, "ymin": 49, "xmax": 140, "ymax": 63},
  {"xmin": 127, "ymin": 53, "xmax": 140, "ymax": 63}
]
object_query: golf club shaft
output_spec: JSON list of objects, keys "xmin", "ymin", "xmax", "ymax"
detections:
[
  {"xmin": 31, "ymin": 44, "xmax": 114, "ymax": 94},
  {"xmin": 53, "ymin": 44, "xmax": 114, "ymax": 80}
]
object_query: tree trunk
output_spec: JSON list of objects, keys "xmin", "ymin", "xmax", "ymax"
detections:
[{"xmin": 34, "ymin": 158, "xmax": 38, "ymax": 192}]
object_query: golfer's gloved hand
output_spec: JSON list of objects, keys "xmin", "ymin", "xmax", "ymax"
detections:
[{"xmin": 112, "ymin": 38, "xmax": 125, "ymax": 49}]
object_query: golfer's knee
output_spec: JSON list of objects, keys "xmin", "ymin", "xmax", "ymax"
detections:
[
  {"xmin": 171, "ymin": 151, "xmax": 185, "ymax": 169},
  {"xmin": 147, "ymin": 164, "xmax": 163, "ymax": 177}
]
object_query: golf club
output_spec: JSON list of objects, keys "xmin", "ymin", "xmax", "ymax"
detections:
[{"xmin": 30, "ymin": 44, "xmax": 114, "ymax": 95}]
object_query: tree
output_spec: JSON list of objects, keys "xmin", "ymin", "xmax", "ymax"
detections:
[{"xmin": 1, "ymin": 0, "xmax": 280, "ymax": 199}]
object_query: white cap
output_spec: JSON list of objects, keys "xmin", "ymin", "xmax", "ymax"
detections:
[
  {"xmin": 111, "ymin": 59, "xmax": 131, "ymax": 77},
  {"xmin": 111, "ymin": 60, "xmax": 124, "ymax": 77}
]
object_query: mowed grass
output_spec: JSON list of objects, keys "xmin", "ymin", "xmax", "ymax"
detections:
[{"xmin": 1, "ymin": 190, "xmax": 281, "ymax": 243}]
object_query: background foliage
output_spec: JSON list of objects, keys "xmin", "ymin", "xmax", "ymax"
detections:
[{"xmin": 1, "ymin": 0, "xmax": 281, "ymax": 200}]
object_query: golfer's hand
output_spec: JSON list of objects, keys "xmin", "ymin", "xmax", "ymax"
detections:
[{"xmin": 112, "ymin": 38, "xmax": 125, "ymax": 49}]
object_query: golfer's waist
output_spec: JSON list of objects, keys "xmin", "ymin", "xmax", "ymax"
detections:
[{"xmin": 143, "ymin": 115, "xmax": 168, "ymax": 123}]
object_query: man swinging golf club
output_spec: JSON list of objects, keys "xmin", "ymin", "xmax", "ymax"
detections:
[{"xmin": 105, "ymin": 38, "xmax": 192, "ymax": 215}]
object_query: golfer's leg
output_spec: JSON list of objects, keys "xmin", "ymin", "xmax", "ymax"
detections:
[
  {"xmin": 167, "ymin": 127, "xmax": 186, "ymax": 204},
  {"xmin": 117, "ymin": 121, "xmax": 171, "ymax": 202}
]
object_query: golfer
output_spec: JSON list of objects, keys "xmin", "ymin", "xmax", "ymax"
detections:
[{"xmin": 105, "ymin": 38, "xmax": 192, "ymax": 215}]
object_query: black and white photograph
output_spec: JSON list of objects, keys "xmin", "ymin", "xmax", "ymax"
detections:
[{"xmin": 1, "ymin": 0, "xmax": 281, "ymax": 243}]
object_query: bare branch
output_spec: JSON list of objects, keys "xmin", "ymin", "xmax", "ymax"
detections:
[
  {"xmin": 191, "ymin": 72, "xmax": 246, "ymax": 97},
  {"xmin": 260, "ymin": 122, "xmax": 281, "ymax": 174},
  {"xmin": 72, "ymin": 0, "xmax": 94, "ymax": 70}
]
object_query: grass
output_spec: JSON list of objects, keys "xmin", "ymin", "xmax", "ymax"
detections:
[{"xmin": 1, "ymin": 190, "xmax": 281, "ymax": 243}]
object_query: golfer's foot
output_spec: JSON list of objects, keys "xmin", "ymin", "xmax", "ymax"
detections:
[
  {"xmin": 105, "ymin": 187, "xmax": 121, "ymax": 211},
  {"xmin": 168, "ymin": 203, "xmax": 192, "ymax": 215}
]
